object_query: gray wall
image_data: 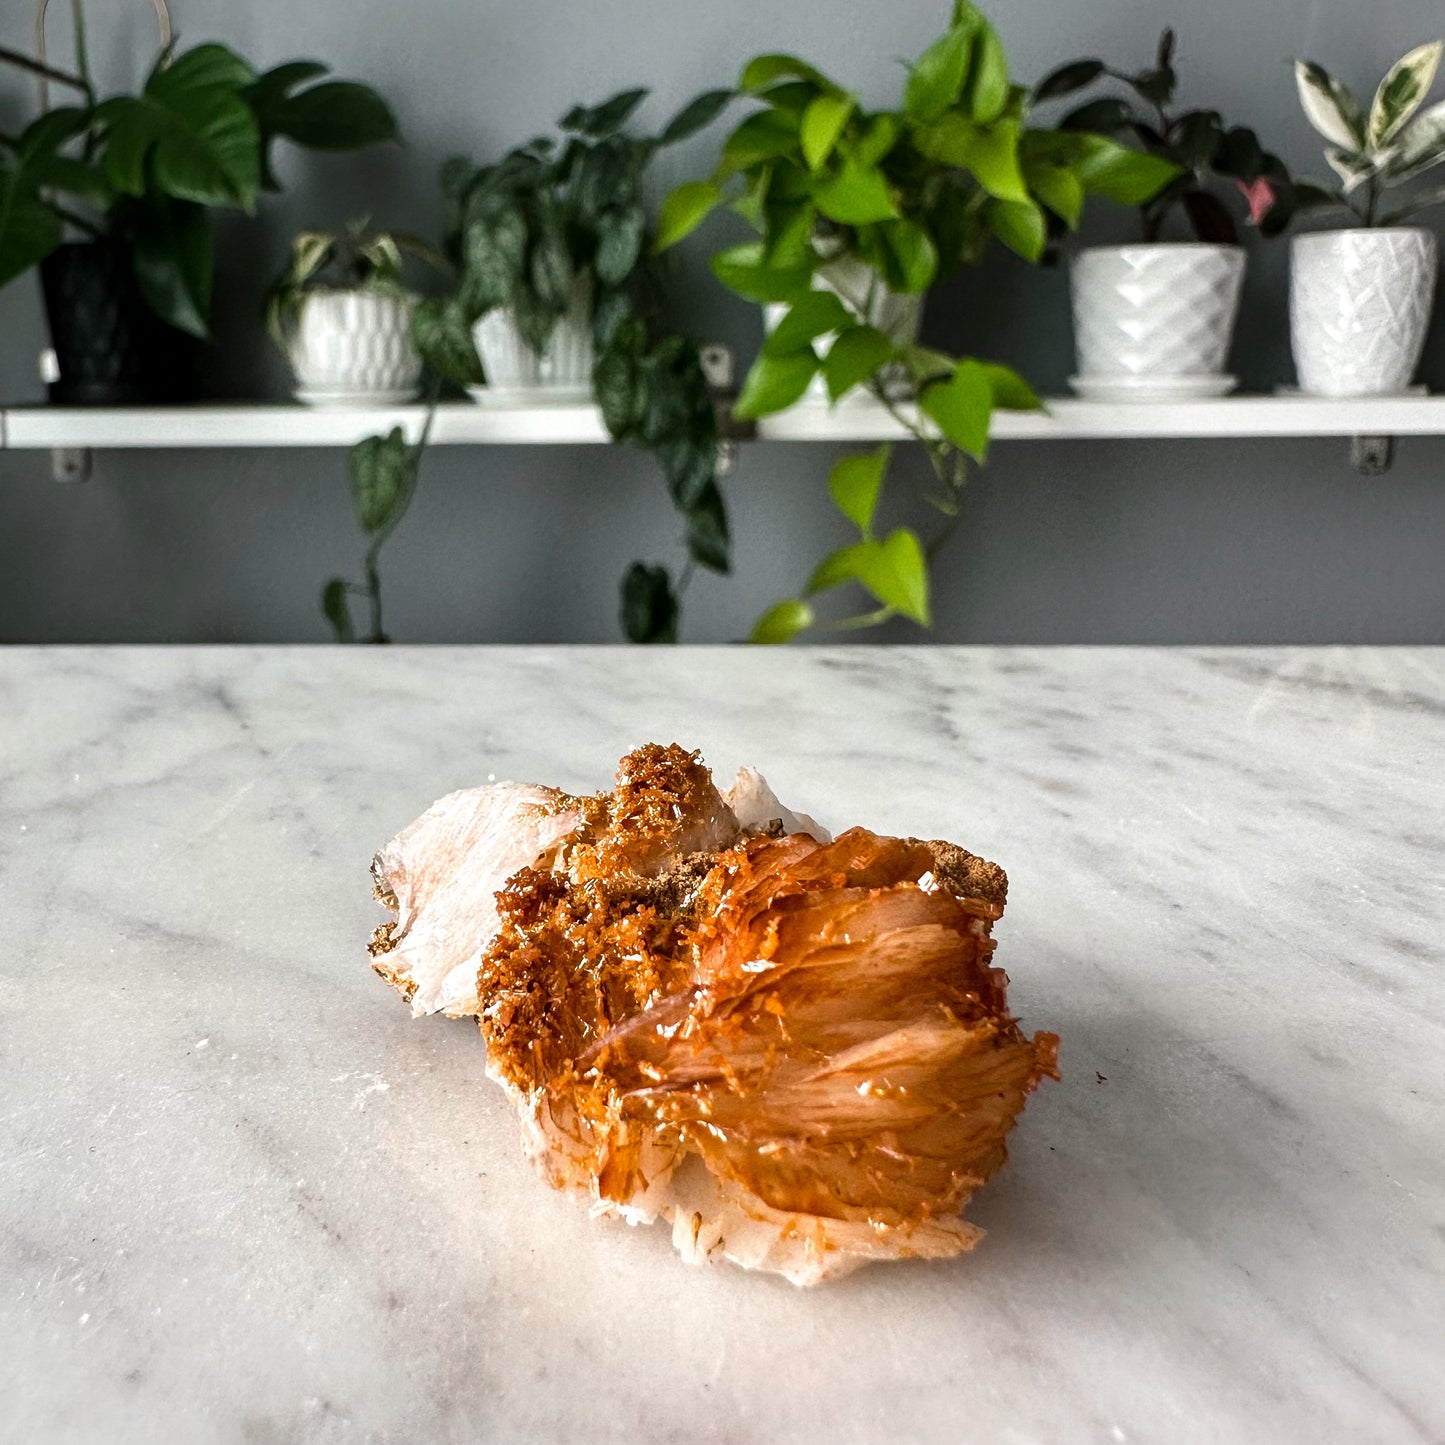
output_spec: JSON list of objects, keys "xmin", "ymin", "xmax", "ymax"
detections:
[{"xmin": 2, "ymin": 0, "xmax": 1443, "ymax": 644}]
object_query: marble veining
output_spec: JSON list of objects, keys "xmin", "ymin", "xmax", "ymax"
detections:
[{"xmin": 1, "ymin": 646, "xmax": 1442, "ymax": 1444}]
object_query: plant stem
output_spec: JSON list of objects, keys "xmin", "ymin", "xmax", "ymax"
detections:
[
  {"xmin": 0, "ymin": 43, "xmax": 89, "ymax": 92},
  {"xmin": 69, "ymin": 0, "xmax": 97, "ymax": 107}
]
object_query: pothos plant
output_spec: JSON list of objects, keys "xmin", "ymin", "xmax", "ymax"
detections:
[
  {"xmin": 657, "ymin": 1, "xmax": 1179, "ymax": 641},
  {"xmin": 0, "ymin": 15, "xmax": 397, "ymax": 335},
  {"xmin": 321, "ymin": 86, "xmax": 733, "ymax": 644},
  {"xmin": 1036, "ymin": 29, "xmax": 1298, "ymax": 240},
  {"xmin": 263, "ymin": 220, "xmax": 448, "ymax": 351},
  {"xmin": 1293, "ymin": 39, "xmax": 1445, "ymax": 225}
]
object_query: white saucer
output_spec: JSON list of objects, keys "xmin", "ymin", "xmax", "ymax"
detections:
[
  {"xmin": 1069, "ymin": 373, "xmax": 1238, "ymax": 402},
  {"xmin": 466, "ymin": 384, "xmax": 593, "ymax": 407},
  {"xmin": 294, "ymin": 387, "xmax": 421, "ymax": 407}
]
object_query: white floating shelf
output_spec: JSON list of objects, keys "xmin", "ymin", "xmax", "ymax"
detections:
[
  {"xmin": 1, "ymin": 394, "xmax": 1443, "ymax": 451},
  {"xmin": 757, "ymin": 394, "xmax": 1445, "ymax": 442}
]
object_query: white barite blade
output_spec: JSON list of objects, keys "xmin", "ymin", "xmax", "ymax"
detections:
[
  {"xmin": 372, "ymin": 783, "xmax": 583, "ymax": 1017},
  {"xmin": 721, "ymin": 765, "xmax": 831, "ymax": 842}
]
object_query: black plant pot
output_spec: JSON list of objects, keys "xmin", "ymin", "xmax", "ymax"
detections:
[{"xmin": 40, "ymin": 241, "xmax": 203, "ymax": 405}]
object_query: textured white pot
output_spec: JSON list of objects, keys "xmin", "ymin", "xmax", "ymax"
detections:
[
  {"xmin": 764, "ymin": 256, "xmax": 923, "ymax": 402},
  {"xmin": 472, "ymin": 275, "xmax": 593, "ymax": 392},
  {"xmin": 288, "ymin": 290, "xmax": 422, "ymax": 397},
  {"xmin": 1289, "ymin": 228, "xmax": 1438, "ymax": 397},
  {"xmin": 1071, "ymin": 244, "xmax": 1246, "ymax": 378}
]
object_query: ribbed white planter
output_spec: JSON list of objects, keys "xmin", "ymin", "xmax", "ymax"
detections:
[
  {"xmin": 287, "ymin": 290, "xmax": 422, "ymax": 400},
  {"xmin": 764, "ymin": 256, "xmax": 922, "ymax": 402},
  {"xmin": 1289, "ymin": 228, "xmax": 1438, "ymax": 397},
  {"xmin": 1071, "ymin": 244, "xmax": 1246, "ymax": 381},
  {"xmin": 471, "ymin": 275, "xmax": 593, "ymax": 395}
]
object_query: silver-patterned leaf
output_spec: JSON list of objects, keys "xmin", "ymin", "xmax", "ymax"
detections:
[
  {"xmin": 1324, "ymin": 145, "xmax": 1377, "ymax": 194},
  {"xmin": 1382, "ymin": 97, "xmax": 1445, "ymax": 183},
  {"xmin": 1369, "ymin": 41, "xmax": 1443, "ymax": 148},
  {"xmin": 1295, "ymin": 60, "xmax": 1366, "ymax": 150}
]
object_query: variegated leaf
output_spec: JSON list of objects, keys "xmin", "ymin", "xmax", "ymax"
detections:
[
  {"xmin": 1295, "ymin": 60, "xmax": 1366, "ymax": 149},
  {"xmin": 1325, "ymin": 145, "xmax": 1377, "ymax": 194},
  {"xmin": 1381, "ymin": 97, "xmax": 1445, "ymax": 183},
  {"xmin": 1369, "ymin": 41, "xmax": 1443, "ymax": 148}
]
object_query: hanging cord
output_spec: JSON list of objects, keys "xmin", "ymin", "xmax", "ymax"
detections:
[{"xmin": 33, "ymin": 0, "xmax": 171, "ymax": 108}]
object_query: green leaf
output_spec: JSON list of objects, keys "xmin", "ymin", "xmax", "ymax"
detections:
[
  {"xmin": 829, "ymin": 445, "xmax": 892, "ymax": 535},
  {"xmin": 801, "ymin": 92, "xmax": 855, "ymax": 170},
  {"xmin": 822, "ymin": 323, "xmax": 893, "ymax": 401},
  {"xmin": 562, "ymin": 88, "xmax": 649, "ymax": 137},
  {"xmin": 734, "ymin": 350, "xmax": 819, "ymax": 418},
  {"xmin": 149, "ymin": 44, "xmax": 257, "ymax": 98},
  {"xmin": 905, "ymin": 21, "xmax": 975, "ymax": 120},
  {"xmin": 861, "ymin": 529, "xmax": 930, "ymax": 625},
  {"xmin": 721, "ymin": 109, "xmax": 801, "ymax": 173},
  {"xmin": 877, "ymin": 218, "xmax": 937, "ymax": 292},
  {"xmin": 962, "ymin": 119, "xmax": 1029, "ymax": 202},
  {"xmin": 620, "ymin": 563, "xmax": 678, "ymax": 644},
  {"xmin": 710, "ymin": 242, "xmax": 813, "ymax": 302},
  {"xmin": 739, "ymin": 54, "xmax": 828, "ymax": 93},
  {"xmin": 129, "ymin": 197, "xmax": 212, "ymax": 336},
  {"xmin": 1381, "ymin": 99, "xmax": 1445, "ymax": 184},
  {"xmin": 348, "ymin": 427, "xmax": 416, "ymax": 535},
  {"xmin": 685, "ymin": 480, "xmax": 731, "ymax": 573},
  {"xmin": 17, "ymin": 107, "xmax": 92, "ymax": 161},
  {"xmin": 807, "ymin": 541, "xmax": 872, "ymax": 594},
  {"xmin": 812, "ymin": 160, "xmax": 898, "ymax": 224},
  {"xmin": 988, "ymin": 197, "xmax": 1046, "ymax": 260},
  {"xmin": 595, "ymin": 204, "xmax": 645, "ymax": 286},
  {"xmin": 749, "ymin": 598, "xmax": 814, "ymax": 644},
  {"xmin": 412, "ymin": 297, "xmax": 485, "ymax": 388},
  {"xmin": 1033, "ymin": 58, "xmax": 1105, "ymax": 102},
  {"xmin": 981, "ymin": 362, "xmax": 1042, "ymax": 411},
  {"xmin": 1059, "ymin": 96, "xmax": 1134, "ymax": 135},
  {"xmin": 1294, "ymin": 60, "xmax": 1366, "ymax": 150},
  {"xmin": 660, "ymin": 89, "xmax": 734, "ymax": 144},
  {"xmin": 1071, "ymin": 134, "xmax": 1181, "ymax": 204},
  {"xmin": 764, "ymin": 289, "xmax": 853, "ymax": 356},
  {"xmin": 920, "ymin": 358, "xmax": 992, "ymax": 460},
  {"xmin": 528, "ymin": 214, "xmax": 574, "ymax": 311},
  {"xmin": 255, "ymin": 80, "xmax": 398, "ymax": 151},
  {"xmin": 851, "ymin": 114, "xmax": 901, "ymax": 167},
  {"xmin": 321, "ymin": 578, "xmax": 354, "ymax": 643},
  {"xmin": 1369, "ymin": 41, "xmax": 1443, "ymax": 148},
  {"xmin": 0, "ymin": 171, "xmax": 61, "ymax": 290},
  {"xmin": 655, "ymin": 181, "xmax": 721, "ymax": 250},
  {"xmin": 593, "ymin": 344, "xmax": 647, "ymax": 435},
  {"xmin": 1025, "ymin": 161, "xmax": 1084, "ymax": 226},
  {"xmin": 964, "ymin": 23, "xmax": 1010, "ymax": 123}
]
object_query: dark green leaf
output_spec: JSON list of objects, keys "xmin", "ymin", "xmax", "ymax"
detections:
[
  {"xmin": 17, "ymin": 108, "xmax": 92, "ymax": 161},
  {"xmin": 149, "ymin": 44, "xmax": 257, "ymax": 99},
  {"xmin": 1174, "ymin": 110, "xmax": 1224, "ymax": 170},
  {"xmin": 749, "ymin": 598, "xmax": 814, "ymax": 645},
  {"xmin": 1034, "ymin": 59, "xmax": 1104, "ymax": 101},
  {"xmin": 256, "ymin": 80, "xmax": 398, "ymax": 151},
  {"xmin": 734, "ymin": 350, "xmax": 818, "ymax": 418},
  {"xmin": 129, "ymin": 197, "xmax": 212, "ymax": 336},
  {"xmin": 620, "ymin": 563, "xmax": 678, "ymax": 643},
  {"xmin": 528, "ymin": 216, "xmax": 574, "ymax": 312},
  {"xmin": 920, "ymin": 357, "xmax": 992, "ymax": 460},
  {"xmin": 591, "ymin": 286, "xmax": 635, "ymax": 351},
  {"xmin": 321, "ymin": 578, "xmax": 354, "ymax": 643},
  {"xmin": 562, "ymin": 88, "xmax": 649, "ymax": 138},
  {"xmin": 764, "ymin": 289, "xmax": 853, "ymax": 356},
  {"xmin": 348, "ymin": 427, "xmax": 416, "ymax": 535},
  {"xmin": 823, "ymin": 323, "xmax": 893, "ymax": 401},
  {"xmin": 1060, "ymin": 97, "xmax": 1135, "ymax": 134},
  {"xmin": 655, "ymin": 181, "xmax": 721, "ymax": 250},
  {"xmin": 594, "ymin": 345, "xmax": 647, "ymax": 435},
  {"xmin": 660, "ymin": 436, "xmax": 719, "ymax": 510},
  {"xmin": 660, "ymin": 88, "xmax": 734, "ymax": 145},
  {"xmin": 595, "ymin": 204, "xmax": 645, "ymax": 286},
  {"xmin": 829, "ymin": 445, "xmax": 891, "ymax": 535},
  {"xmin": 812, "ymin": 160, "xmax": 898, "ymax": 224},
  {"xmin": 0, "ymin": 172, "xmax": 61, "ymax": 290},
  {"xmin": 686, "ymin": 480, "xmax": 730, "ymax": 572},
  {"xmin": 1181, "ymin": 189, "xmax": 1238, "ymax": 244},
  {"xmin": 412, "ymin": 297, "xmax": 485, "ymax": 388},
  {"xmin": 904, "ymin": 21, "xmax": 975, "ymax": 120}
]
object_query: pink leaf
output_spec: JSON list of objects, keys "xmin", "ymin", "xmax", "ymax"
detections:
[{"xmin": 1236, "ymin": 176, "xmax": 1277, "ymax": 226}]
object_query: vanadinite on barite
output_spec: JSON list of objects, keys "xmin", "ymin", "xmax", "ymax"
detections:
[{"xmin": 368, "ymin": 744, "xmax": 1057, "ymax": 1285}]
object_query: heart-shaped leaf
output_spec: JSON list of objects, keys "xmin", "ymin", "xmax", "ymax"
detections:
[
  {"xmin": 749, "ymin": 598, "xmax": 815, "ymax": 644},
  {"xmin": 734, "ymin": 349, "xmax": 819, "ymax": 418},
  {"xmin": 829, "ymin": 445, "xmax": 892, "ymax": 535},
  {"xmin": 920, "ymin": 358, "xmax": 993, "ymax": 460},
  {"xmin": 654, "ymin": 181, "xmax": 721, "ymax": 251},
  {"xmin": 812, "ymin": 160, "xmax": 899, "ymax": 224},
  {"xmin": 801, "ymin": 92, "xmax": 855, "ymax": 170},
  {"xmin": 764, "ymin": 289, "xmax": 853, "ymax": 356},
  {"xmin": 620, "ymin": 562, "xmax": 679, "ymax": 643},
  {"xmin": 822, "ymin": 323, "xmax": 893, "ymax": 400}
]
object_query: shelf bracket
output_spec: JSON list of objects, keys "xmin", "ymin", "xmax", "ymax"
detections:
[
  {"xmin": 50, "ymin": 446, "xmax": 92, "ymax": 483},
  {"xmin": 700, "ymin": 343, "xmax": 754, "ymax": 480},
  {"xmin": 1350, "ymin": 435, "xmax": 1394, "ymax": 476}
]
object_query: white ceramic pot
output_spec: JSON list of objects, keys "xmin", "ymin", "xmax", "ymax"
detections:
[
  {"xmin": 764, "ymin": 255, "xmax": 923, "ymax": 403},
  {"xmin": 288, "ymin": 289, "xmax": 422, "ymax": 400},
  {"xmin": 1071, "ymin": 244, "xmax": 1246, "ymax": 380},
  {"xmin": 471, "ymin": 274, "xmax": 593, "ymax": 395},
  {"xmin": 1289, "ymin": 228, "xmax": 1438, "ymax": 397}
]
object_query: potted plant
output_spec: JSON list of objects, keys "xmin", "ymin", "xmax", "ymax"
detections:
[
  {"xmin": 0, "ymin": 1, "xmax": 397, "ymax": 403},
  {"xmin": 657, "ymin": 1, "xmax": 1178, "ymax": 639},
  {"xmin": 264, "ymin": 221, "xmax": 447, "ymax": 404},
  {"xmin": 1288, "ymin": 42, "xmax": 1445, "ymax": 396},
  {"xmin": 1036, "ymin": 29, "xmax": 1294, "ymax": 399}
]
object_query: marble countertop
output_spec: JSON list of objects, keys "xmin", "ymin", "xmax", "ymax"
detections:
[{"xmin": 2, "ymin": 646, "xmax": 1442, "ymax": 1444}]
